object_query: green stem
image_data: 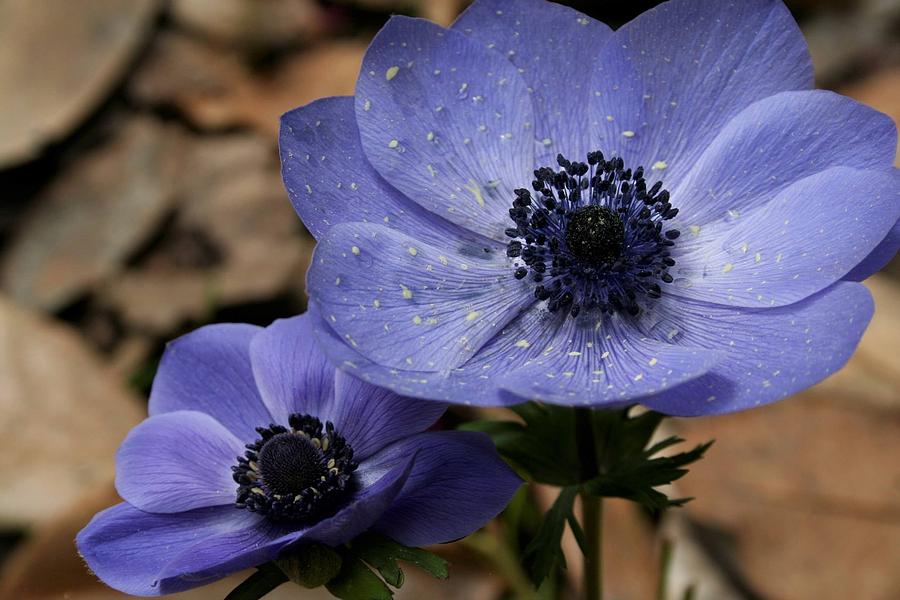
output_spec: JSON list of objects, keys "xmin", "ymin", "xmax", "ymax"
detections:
[
  {"xmin": 575, "ymin": 408, "xmax": 602, "ymax": 600},
  {"xmin": 581, "ymin": 492, "xmax": 602, "ymax": 600}
]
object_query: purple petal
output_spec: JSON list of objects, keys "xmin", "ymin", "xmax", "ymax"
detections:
[
  {"xmin": 491, "ymin": 306, "xmax": 723, "ymax": 406},
  {"xmin": 319, "ymin": 370, "xmax": 447, "ymax": 461},
  {"xmin": 673, "ymin": 90, "xmax": 897, "ymax": 225},
  {"xmin": 79, "ymin": 461, "xmax": 416, "ymax": 595},
  {"xmin": 844, "ymin": 218, "xmax": 899, "ymax": 281},
  {"xmin": 249, "ymin": 314, "xmax": 335, "ymax": 425},
  {"xmin": 589, "ymin": 0, "xmax": 812, "ymax": 187},
  {"xmin": 116, "ymin": 411, "xmax": 243, "ymax": 513},
  {"xmin": 149, "ymin": 324, "xmax": 271, "ymax": 442},
  {"xmin": 300, "ymin": 453, "xmax": 415, "ymax": 546},
  {"xmin": 642, "ymin": 282, "xmax": 873, "ymax": 415},
  {"xmin": 308, "ymin": 301, "xmax": 720, "ymax": 408},
  {"xmin": 671, "ymin": 167, "xmax": 900, "ymax": 307},
  {"xmin": 452, "ymin": 0, "xmax": 612, "ymax": 165},
  {"xmin": 307, "ymin": 221, "xmax": 534, "ymax": 371},
  {"xmin": 354, "ymin": 16, "xmax": 534, "ymax": 241},
  {"xmin": 370, "ymin": 431, "xmax": 522, "ymax": 546},
  {"xmin": 280, "ymin": 96, "xmax": 489, "ymax": 248},
  {"xmin": 76, "ymin": 503, "xmax": 264, "ymax": 596},
  {"xmin": 155, "ymin": 459, "xmax": 413, "ymax": 585}
]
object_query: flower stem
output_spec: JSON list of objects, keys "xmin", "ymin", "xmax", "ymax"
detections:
[
  {"xmin": 581, "ymin": 492, "xmax": 603, "ymax": 600},
  {"xmin": 575, "ymin": 408, "xmax": 602, "ymax": 600}
]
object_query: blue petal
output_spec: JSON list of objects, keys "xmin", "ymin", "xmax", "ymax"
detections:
[
  {"xmin": 149, "ymin": 323, "xmax": 271, "ymax": 442},
  {"xmin": 307, "ymin": 221, "xmax": 534, "ymax": 371},
  {"xmin": 670, "ymin": 167, "xmax": 900, "ymax": 307},
  {"xmin": 355, "ymin": 16, "xmax": 534, "ymax": 241},
  {"xmin": 642, "ymin": 282, "xmax": 873, "ymax": 415},
  {"xmin": 116, "ymin": 411, "xmax": 243, "ymax": 513},
  {"xmin": 308, "ymin": 300, "xmax": 721, "ymax": 408},
  {"xmin": 588, "ymin": 0, "xmax": 812, "ymax": 188},
  {"xmin": 78, "ymin": 459, "xmax": 416, "ymax": 595},
  {"xmin": 321, "ymin": 370, "xmax": 447, "ymax": 461},
  {"xmin": 280, "ymin": 96, "xmax": 488, "ymax": 248},
  {"xmin": 844, "ymin": 218, "xmax": 899, "ymax": 281},
  {"xmin": 452, "ymin": 0, "xmax": 612, "ymax": 165},
  {"xmin": 76, "ymin": 503, "xmax": 264, "ymax": 596},
  {"xmin": 369, "ymin": 431, "xmax": 522, "ymax": 546},
  {"xmin": 249, "ymin": 313, "xmax": 335, "ymax": 425},
  {"xmin": 672, "ymin": 90, "xmax": 897, "ymax": 226},
  {"xmin": 159, "ymin": 456, "xmax": 414, "ymax": 583}
]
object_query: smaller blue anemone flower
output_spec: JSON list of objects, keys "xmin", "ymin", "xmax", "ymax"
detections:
[{"xmin": 76, "ymin": 314, "xmax": 520, "ymax": 596}]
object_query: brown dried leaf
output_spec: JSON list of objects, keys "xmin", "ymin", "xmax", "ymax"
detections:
[
  {"xmin": 0, "ymin": 298, "xmax": 143, "ymax": 527},
  {"xmin": 97, "ymin": 133, "xmax": 311, "ymax": 334},
  {"xmin": 130, "ymin": 32, "xmax": 366, "ymax": 136},
  {"xmin": 0, "ymin": 0, "xmax": 161, "ymax": 167},
  {"xmin": 171, "ymin": 0, "xmax": 331, "ymax": 50},
  {"xmin": 0, "ymin": 117, "xmax": 184, "ymax": 311}
]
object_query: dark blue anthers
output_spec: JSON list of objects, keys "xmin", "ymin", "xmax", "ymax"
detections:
[
  {"xmin": 233, "ymin": 414, "xmax": 357, "ymax": 522},
  {"xmin": 506, "ymin": 151, "xmax": 679, "ymax": 317}
]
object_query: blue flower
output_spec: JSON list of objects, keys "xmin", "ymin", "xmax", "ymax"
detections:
[
  {"xmin": 76, "ymin": 314, "xmax": 520, "ymax": 596},
  {"xmin": 284, "ymin": 0, "xmax": 899, "ymax": 414}
]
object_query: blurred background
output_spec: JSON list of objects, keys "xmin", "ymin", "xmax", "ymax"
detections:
[{"xmin": 0, "ymin": 0, "xmax": 898, "ymax": 599}]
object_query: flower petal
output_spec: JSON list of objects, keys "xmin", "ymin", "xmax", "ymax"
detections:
[
  {"xmin": 116, "ymin": 411, "xmax": 243, "ymax": 513},
  {"xmin": 452, "ymin": 0, "xmax": 612, "ymax": 165},
  {"xmin": 588, "ymin": 0, "xmax": 812, "ymax": 187},
  {"xmin": 308, "ymin": 221, "xmax": 534, "ymax": 371},
  {"xmin": 149, "ymin": 324, "xmax": 271, "ymax": 441},
  {"xmin": 158, "ymin": 456, "xmax": 414, "ymax": 591},
  {"xmin": 671, "ymin": 167, "xmax": 900, "ymax": 307},
  {"xmin": 843, "ymin": 218, "xmax": 899, "ymax": 281},
  {"xmin": 281, "ymin": 96, "xmax": 488, "ymax": 248},
  {"xmin": 320, "ymin": 369, "xmax": 447, "ymax": 461},
  {"xmin": 76, "ymin": 503, "xmax": 264, "ymax": 596},
  {"xmin": 369, "ymin": 431, "xmax": 522, "ymax": 546},
  {"xmin": 249, "ymin": 313, "xmax": 335, "ymax": 425},
  {"xmin": 492, "ymin": 307, "xmax": 723, "ymax": 406},
  {"xmin": 308, "ymin": 301, "xmax": 720, "ymax": 408},
  {"xmin": 672, "ymin": 90, "xmax": 897, "ymax": 226},
  {"xmin": 300, "ymin": 453, "xmax": 415, "ymax": 546},
  {"xmin": 642, "ymin": 281, "xmax": 873, "ymax": 415},
  {"xmin": 355, "ymin": 16, "xmax": 534, "ymax": 241}
]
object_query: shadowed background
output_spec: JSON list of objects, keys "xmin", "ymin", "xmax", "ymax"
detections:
[{"xmin": 0, "ymin": 1, "xmax": 898, "ymax": 599}]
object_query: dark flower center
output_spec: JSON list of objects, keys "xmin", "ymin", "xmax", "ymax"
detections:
[
  {"xmin": 564, "ymin": 205, "xmax": 625, "ymax": 266},
  {"xmin": 506, "ymin": 151, "xmax": 679, "ymax": 317},
  {"xmin": 233, "ymin": 414, "xmax": 357, "ymax": 522}
]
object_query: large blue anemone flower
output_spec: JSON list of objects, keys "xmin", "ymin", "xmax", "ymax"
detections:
[
  {"xmin": 284, "ymin": 0, "xmax": 899, "ymax": 414},
  {"xmin": 76, "ymin": 314, "xmax": 520, "ymax": 596}
]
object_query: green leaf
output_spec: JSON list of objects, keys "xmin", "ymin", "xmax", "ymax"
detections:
[
  {"xmin": 276, "ymin": 544, "xmax": 342, "ymax": 588},
  {"xmin": 522, "ymin": 486, "xmax": 579, "ymax": 587},
  {"xmin": 225, "ymin": 563, "xmax": 288, "ymax": 600},
  {"xmin": 584, "ymin": 439, "xmax": 713, "ymax": 511},
  {"xmin": 463, "ymin": 403, "xmax": 583, "ymax": 486},
  {"xmin": 325, "ymin": 554, "xmax": 393, "ymax": 600},
  {"xmin": 351, "ymin": 533, "xmax": 449, "ymax": 586}
]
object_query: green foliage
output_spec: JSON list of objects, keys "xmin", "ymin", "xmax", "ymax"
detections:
[
  {"xmin": 467, "ymin": 404, "xmax": 712, "ymax": 588},
  {"xmin": 226, "ymin": 534, "xmax": 447, "ymax": 600},
  {"xmin": 276, "ymin": 544, "xmax": 342, "ymax": 588},
  {"xmin": 520, "ymin": 486, "xmax": 580, "ymax": 586},
  {"xmin": 468, "ymin": 403, "xmax": 711, "ymax": 511},
  {"xmin": 224, "ymin": 563, "xmax": 288, "ymax": 600},
  {"xmin": 461, "ymin": 403, "xmax": 582, "ymax": 486},
  {"xmin": 325, "ymin": 554, "xmax": 394, "ymax": 600}
]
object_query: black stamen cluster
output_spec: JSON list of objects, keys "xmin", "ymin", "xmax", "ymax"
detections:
[
  {"xmin": 506, "ymin": 151, "xmax": 679, "ymax": 317},
  {"xmin": 233, "ymin": 414, "xmax": 357, "ymax": 522}
]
